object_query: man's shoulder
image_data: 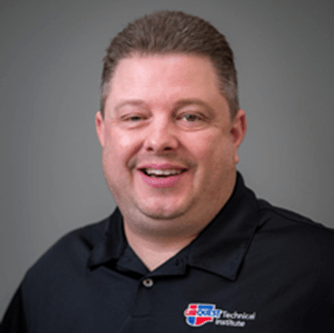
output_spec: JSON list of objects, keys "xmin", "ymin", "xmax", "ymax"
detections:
[
  {"xmin": 22, "ymin": 217, "xmax": 109, "ymax": 290},
  {"xmin": 257, "ymin": 199, "xmax": 334, "ymax": 234},
  {"xmin": 254, "ymin": 199, "xmax": 334, "ymax": 263}
]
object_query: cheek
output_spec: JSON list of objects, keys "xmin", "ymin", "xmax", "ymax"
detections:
[
  {"xmin": 190, "ymin": 132, "xmax": 234, "ymax": 174},
  {"xmin": 102, "ymin": 141, "xmax": 132, "ymax": 198},
  {"xmin": 188, "ymin": 131, "xmax": 225, "ymax": 160},
  {"xmin": 103, "ymin": 129, "xmax": 141, "ymax": 172}
]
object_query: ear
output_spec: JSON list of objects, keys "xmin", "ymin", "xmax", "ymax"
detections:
[
  {"xmin": 230, "ymin": 109, "xmax": 247, "ymax": 164},
  {"xmin": 95, "ymin": 111, "xmax": 105, "ymax": 147}
]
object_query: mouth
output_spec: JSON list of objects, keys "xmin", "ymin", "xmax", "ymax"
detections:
[
  {"xmin": 137, "ymin": 164, "xmax": 188, "ymax": 188},
  {"xmin": 140, "ymin": 168, "xmax": 187, "ymax": 178}
]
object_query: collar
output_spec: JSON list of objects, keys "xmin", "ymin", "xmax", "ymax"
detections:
[
  {"xmin": 88, "ymin": 208, "xmax": 127, "ymax": 268},
  {"xmin": 88, "ymin": 172, "xmax": 260, "ymax": 281},
  {"xmin": 187, "ymin": 172, "xmax": 260, "ymax": 280}
]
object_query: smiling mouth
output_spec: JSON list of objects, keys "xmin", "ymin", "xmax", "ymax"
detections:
[{"xmin": 141, "ymin": 168, "xmax": 187, "ymax": 178}]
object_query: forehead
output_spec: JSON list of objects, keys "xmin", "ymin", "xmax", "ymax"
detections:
[{"xmin": 105, "ymin": 54, "xmax": 226, "ymax": 112}]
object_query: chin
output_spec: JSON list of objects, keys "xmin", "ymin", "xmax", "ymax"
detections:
[{"xmin": 138, "ymin": 203, "xmax": 188, "ymax": 220}]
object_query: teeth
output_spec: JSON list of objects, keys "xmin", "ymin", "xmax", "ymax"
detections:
[{"xmin": 144, "ymin": 168, "xmax": 184, "ymax": 177}]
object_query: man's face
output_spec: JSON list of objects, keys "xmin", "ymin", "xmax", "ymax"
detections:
[{"xmin": 96, "ymin": 54, "xmax": 246, "ymax": 235}]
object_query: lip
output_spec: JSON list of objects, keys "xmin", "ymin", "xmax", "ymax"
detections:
[
  {"xmin": 138, "ymin": 163, "xmax": 186, "ymax": 170},
  {"xmin": 139, "ymin": 170, "xmax": 186, "ymax": 188},
  {"xmin": 137, "ymin": 164, "xmax": 188, "ymax": 188}
]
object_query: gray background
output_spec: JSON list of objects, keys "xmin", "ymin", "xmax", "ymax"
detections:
[{"xmin": 1, "ymin": 0, "xmax": 333, "ymax": 318}]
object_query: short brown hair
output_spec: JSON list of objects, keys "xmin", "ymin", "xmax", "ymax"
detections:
[{"xmin": 100, "ymin": 10, "xmax": 239, "ymax": 118}]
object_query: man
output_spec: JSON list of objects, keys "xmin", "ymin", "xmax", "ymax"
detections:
[{"xmin": 1, "ymin": 10, "xmax": 334, "ymax": 332}]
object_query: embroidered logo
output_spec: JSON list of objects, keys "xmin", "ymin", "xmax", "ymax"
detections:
[
  {"xmin": 184, "ymin": 303, "xmax": 256, "ymax": 328},
  {"xmin": 184, "ymin": 304, "xmax": 222, "ymax": 327}
]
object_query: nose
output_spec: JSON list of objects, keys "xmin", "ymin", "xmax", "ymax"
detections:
[{"xmin": 143, "ymin": 117, "xmax": 179, "ymax": 154}]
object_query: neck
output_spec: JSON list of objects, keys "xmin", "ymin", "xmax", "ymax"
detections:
[{"xmin": 123, "ymin": 221, "xmax": 198, "ymax": 271}]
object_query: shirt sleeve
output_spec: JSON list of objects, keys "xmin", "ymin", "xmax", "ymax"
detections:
[{"xmin": 0, "ymin": 287, "xmax": 28, "ymax": 333}]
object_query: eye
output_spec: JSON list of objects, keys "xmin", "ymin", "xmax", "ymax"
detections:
[
  {"xmin": 121, "ymin": 114, "xmax": 146, "ymax": 122},
  {"xmin": 176, "ymin": 111, "xmax": 210, "ymax": 130},
  {"xmin": 178, "ymin": 112, "xmax": 206, "ymax": 124},
  {"xmin": 119, "ymin": 113, "xmax": 149, "ymax": 129},
  {"xmin": 126, "ymin": 115, "xmax": 143, "ymax": 122},
  {"xmin": 183, "ymin": 114, "xmax": 201, "ymax": 122}
]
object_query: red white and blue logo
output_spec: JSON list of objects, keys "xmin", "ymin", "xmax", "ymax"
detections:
[{"xmin": 184, "ymin": 304, "xmax": 222, "ymax": 327}]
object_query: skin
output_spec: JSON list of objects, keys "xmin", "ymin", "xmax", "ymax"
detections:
[{"xmin": 95, "ymin": 54, "xmax": 247, "ymax": 270}]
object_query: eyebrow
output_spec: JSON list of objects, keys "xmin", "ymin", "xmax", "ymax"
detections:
[
  {"xmin": 114, "ymin": 100, "xmax": 148, "ymax": 114},
  {"xmin": 114, "ymin": 98, "xmax": 214, "ymax": 113},
  {"xmin": 172, "ymin": 99, "xmax": 215, "ymax": 113}
]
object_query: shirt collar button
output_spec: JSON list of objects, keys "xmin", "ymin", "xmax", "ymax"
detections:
[{"xmin": 142, "ymin": 278, "xmax": 154, "ymax": 288}]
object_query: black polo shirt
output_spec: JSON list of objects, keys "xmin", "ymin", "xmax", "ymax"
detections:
[{"xmin": 1, "ymin": 173, "xmax": 334, "ymax": 332}]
